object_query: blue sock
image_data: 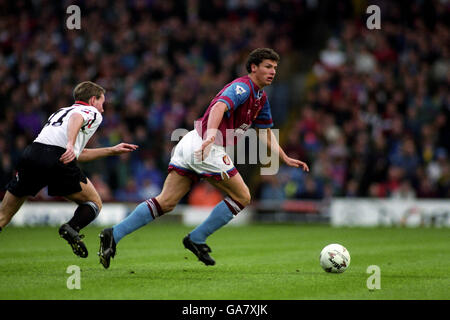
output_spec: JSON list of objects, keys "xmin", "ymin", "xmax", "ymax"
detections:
[
  {"xmin": 113, "ymin": 199, "xmax": 161, "ymax": 244},
  {"xmin": 189, "ymin": 200, "xmax": 235, "ymax": 244}
]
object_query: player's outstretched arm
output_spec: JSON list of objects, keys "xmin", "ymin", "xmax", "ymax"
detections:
[
  {"xmin": 77, "ymin": 143, "xmax": 139, "ymax": 162},
  {"xmin": 258, "ymin": 128, "xmax": 309, "ymax": 172},
  {"xmin": 194, "ymin": 101, "xmax": 228, "ymax": 161}
]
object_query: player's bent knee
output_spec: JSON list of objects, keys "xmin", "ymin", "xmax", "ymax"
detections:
[
  {"xmin": 242, "ymin": 192, "xmax": 251, "ymax": 207},
  {"xmin": 235, "ymin": 191, "xmax": 251, "ymax": 207},
  {"xmin": 95, "ymin": 199, "xmax": 103, "ymax": 212}
]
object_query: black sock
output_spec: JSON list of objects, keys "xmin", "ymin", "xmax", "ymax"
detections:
[
  {"xmin": 68, "ymin": 203, "xmax": 98, "ymax": 232},
  {"xmin": 0, "ymin": 227, "xmax": 2, "ymax": 233}
]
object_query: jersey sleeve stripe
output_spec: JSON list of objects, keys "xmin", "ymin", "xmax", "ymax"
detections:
[{"xmin": 217, "ymin": 96, "xmax": 234, "ymax": 112}]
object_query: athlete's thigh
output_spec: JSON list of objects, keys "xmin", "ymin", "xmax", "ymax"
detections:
[
  {"xmin": 157, "ymin": 171, "xmax": 193, "ymax": 205},
  {"xmin": 206, "ymin": 171, "xmax": 250, "ymax": 204},
  {"xmin": 64, "ymin": 178, "xmax": 101, "ymax": 207}
]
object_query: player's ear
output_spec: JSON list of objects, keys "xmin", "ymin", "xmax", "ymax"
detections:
[{"xmin": 88, "ymin": 96, "xmax": 96, "ymax": 106}]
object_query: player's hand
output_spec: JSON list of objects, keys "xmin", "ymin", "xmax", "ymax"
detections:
[
  {"xmin": 283, "ymin": 156, "xmax": 309, "ymax": 172},
  {"xmin": 110, "ymin": 143, "xmax": 139, "ymax": 155},
  {"xmin": 194, "ymin": 136, "xmax": 215, "ymax": 161},
  {"xmin": 60, "ymin": 144, "xmax": 76, "ymax": 164}
]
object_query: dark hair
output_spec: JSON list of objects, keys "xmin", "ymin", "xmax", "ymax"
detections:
[
  {"xmin": 73, "ymin": 81, "xmax": 106, "ymax": 102},
  {"xmin": 245, "ymin": 48, "xmax": 280, "ymax": 73}
]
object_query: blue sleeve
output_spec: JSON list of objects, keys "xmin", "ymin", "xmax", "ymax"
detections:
[
  {"xmin": 253, "ymin": 99, "xmax": 274, "ymax": 128},
  {"xmin": 217, "ymin": 82, "xmax": 251, "ymax": 113}
]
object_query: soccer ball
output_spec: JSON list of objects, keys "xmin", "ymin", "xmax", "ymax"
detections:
[{"xmin": 319, "ymin": 243, "xmax": 350, "ymax": 273}]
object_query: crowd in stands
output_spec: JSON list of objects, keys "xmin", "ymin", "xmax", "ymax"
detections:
[
  {"xmin": 256, "ymin": 0, "xmax": 450, "ymax": 201},
  {"xmin": 0, "ymin": 0, "xmax": 448, "ymax": 204},
  {"xmin": 0, "ymin": 0, "xmax": 306, "ymax": 203}
]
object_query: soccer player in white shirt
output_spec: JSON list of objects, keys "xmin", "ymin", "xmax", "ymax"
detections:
[{"xmin": 0, "ymin": 81, "xmax": 138, "ymax": 258}]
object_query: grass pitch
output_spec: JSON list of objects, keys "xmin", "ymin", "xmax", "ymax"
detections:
[{"xmin": 0, "ymin": 223, "xmax": 448, "ymax": 300}]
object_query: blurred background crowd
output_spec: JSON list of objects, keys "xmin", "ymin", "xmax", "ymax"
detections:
[{"xmin": 0, "ymin": 0, "xmax": 449, "ymax": 204}]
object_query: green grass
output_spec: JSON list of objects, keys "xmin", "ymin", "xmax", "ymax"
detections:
[{"xmin": 0, "ymin": 223, "xmax": 449, "ymax": 300}]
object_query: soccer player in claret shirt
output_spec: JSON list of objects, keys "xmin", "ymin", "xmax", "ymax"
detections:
[
  {"xmin": 98, "ymin": 48, "xmax": 309, "ymax": 268},
  {"xmin": 0, "ymin": 81, "xmax": 138, "ymax": 257}
]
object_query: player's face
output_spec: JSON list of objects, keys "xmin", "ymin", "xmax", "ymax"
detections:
[
  {"xmin": 253, "ymin": 59, "xmax": 277, "ymax": 87},
  {"xmin": 90, "ymin": 94, "xmax": 105, "ymax": 113}
]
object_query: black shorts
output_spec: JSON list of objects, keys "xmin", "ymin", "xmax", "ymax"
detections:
[{"xmin": 6, "ymin": 142, "xmax": 87, "ymax": 197}]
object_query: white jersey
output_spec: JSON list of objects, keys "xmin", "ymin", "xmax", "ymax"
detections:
[{"xmin": 34, "ymin": 102, "xmax": 103, "ymax": 158}]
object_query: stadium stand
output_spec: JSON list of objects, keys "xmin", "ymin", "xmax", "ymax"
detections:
[{"xmin": 0, "ymin": 0, "xmax": 448, "ymax": 206}]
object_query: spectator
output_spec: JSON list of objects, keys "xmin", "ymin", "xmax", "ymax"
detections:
[
  {"xmin": 296, "ymin": 176, "xmax": 322, "ymax": 200},
  {"xmin": 270, "ymin": 0, "xmax": 449, "ymax": 200},
  {"xmin": 391, "ymin": 179, "xmax": 416, "ymax": 200},
  {"xmin": 114, "ymin": 180, "xmax": 141, "ymax": 203},
  {"xmin": 138, "ymin": 178, "xmax": 162, "ymax": 200},
  {"xmin": 90, "ymin": 173, "xmax": 113, "ymax": 202},
  {"xmin": 258, "ymin": 175, "xmax": 285, "ymax": 201}
]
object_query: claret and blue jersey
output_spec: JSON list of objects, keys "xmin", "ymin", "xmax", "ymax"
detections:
[{"xmin": 195, "ymin": 75, "xmax": 274, "ymax": 146}]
